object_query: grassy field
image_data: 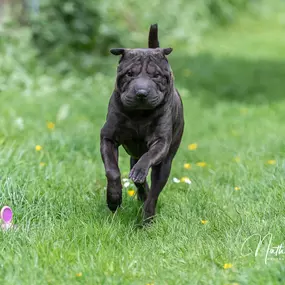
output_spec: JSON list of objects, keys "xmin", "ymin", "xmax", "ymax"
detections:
[{"xmin": 1, "ymin": 10, "xmax": 285, "ymax": 285}]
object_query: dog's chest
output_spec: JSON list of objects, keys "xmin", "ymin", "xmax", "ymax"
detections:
[
  {"xmin": 122, "ymin": 139, "xmax": 148, "ymax": 159},
  {"xmin": 116, "ymin": 121, "xmax": 151, "ymax": 158}
]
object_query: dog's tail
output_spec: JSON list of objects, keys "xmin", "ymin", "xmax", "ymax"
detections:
[{"xmin": 148, "ymin": 24, "xmax": 159, "ymax": 48}]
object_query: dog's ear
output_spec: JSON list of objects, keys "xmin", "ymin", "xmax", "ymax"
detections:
[
  {"xmin": 110, "ymin": 48, "xmax": 125, "ymax": 56},
  {"xmin": 163, "ymin": 48, "xmax": 173, "ymax": 56},
  {"xmin": 148, "ymin": 24, "xmax": 160, "ymax": 48}
]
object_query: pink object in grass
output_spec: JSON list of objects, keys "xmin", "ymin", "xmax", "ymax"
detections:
[{"xmin": 1, "ymin": 206, "xmax": 13, "ymax": 224}]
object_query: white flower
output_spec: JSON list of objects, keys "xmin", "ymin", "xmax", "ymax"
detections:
[
  {"xmin": 181, "ymin": 177, "xmax": 192, "ymax": 184},
  {"xmin": 56, "ymin": 104, "xmax": 70, "ymax": 122},
  {"xmin": 173, "ymin": 177, "xmax": 180, "ymax": 183},
  {"xmin": 123, "ymin": 182, "xmax": 130, "ymax": 188},
  {"xmin": 183, "ymin": 178, "xmax": 192, "ymax": 184},
  {"xmin": 14, "ymin": 117, "xmax": 24, "ymax": 130}
]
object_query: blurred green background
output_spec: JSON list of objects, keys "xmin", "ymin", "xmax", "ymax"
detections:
[
  {"xmin": 1, "ymin": 1, "xmax": 285, "ymax": 284},
  {"xmin": 0, "ymin": 0, "xmax": 278, "ymax": 72}
]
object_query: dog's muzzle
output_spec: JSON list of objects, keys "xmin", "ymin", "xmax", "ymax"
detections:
[{"xmin": 136, "ymin": 89, "xmax": 149, "ymax": 100}]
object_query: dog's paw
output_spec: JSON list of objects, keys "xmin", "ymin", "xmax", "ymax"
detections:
[
  {"xmin": 107, "ymin": 193, "xmax": 122, "ymax": 212},
  {"xmin": 107, "ymin": 179, "xmax": 122, "ymax": 212},
  {"xmin": 143, "ymin": 198, "xmax": 157, "ymax": 223},
  {"xmin": 129, "ymin": 163, "xmax": 149, "ymax": 183}
]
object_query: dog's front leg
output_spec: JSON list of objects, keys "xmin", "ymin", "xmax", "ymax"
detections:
[
  {"xmin": 100, "ymin": 137, "xmax": 122, "ymax": 212},
  {"xmin": 129, "ymin": 139, "xmax": 170, "ymax": 183}
]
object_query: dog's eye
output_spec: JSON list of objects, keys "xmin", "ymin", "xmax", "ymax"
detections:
[
  {"xmin": 153, "ymin": 73, "xmax": 160, "ymax": 78},
  {"xmin": 126, "ymin": 71, "xmax": 134, "ymax": 77}
]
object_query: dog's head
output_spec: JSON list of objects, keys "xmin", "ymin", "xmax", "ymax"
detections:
[{"xmin": 111, "ymin": 24, "xmax": 174, "ymax": 110}]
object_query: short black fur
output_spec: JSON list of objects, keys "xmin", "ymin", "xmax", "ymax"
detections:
[{"xmin": 100, "ymin": 24, "xmax": 184, "ymax": 222}]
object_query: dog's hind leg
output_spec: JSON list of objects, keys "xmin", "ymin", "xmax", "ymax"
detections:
[
  {"xmin": 143, "ymin": 157, "xmax": 173, "ymax": 222},
  {"xmin": 130, "ymin": 157, "xmax": 149, "ymax": 202}
]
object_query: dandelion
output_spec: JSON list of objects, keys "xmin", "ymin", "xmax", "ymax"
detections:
[
  {"xmin": 188, "ymin": 143, "xmax": 198, "ymax": 151},
  {"xmin": 47, "ymin": 122, "xmax": 55, "ymax": 130},
  {"xmin": 223, "ymin": 263, "xmax": 233, "ymax": 269},
  {"xmin": 75, "ymin": 272, "xmax": 82, "ymax": 277},
  {"xmin": 201, "ymin": 220, "xmax": 207, "ymax": 224},
  {"xmin": 128, "ymin": 189, "xmax": 136, "ymax": 197},
  {"xmin": 35, "ymin": 145, "xmax": 42, "ymax": 151},
  {"xmin": 233, "ymin": 156, "xmax": 240, "ymax": 163},
  {"xmin": 267, "ymin": 160, "xmax": 276, "ymax": 165},
  {"xmin": 181, "ymin": 177, "xmax": 192, "ymax": 184},
  {"xmin": 173, "ymin": 177, "xmax": 180, "ymax": 183},
  {"xmin": 234, "ymin": 186, "xmax": 240, "ymax": 191},
  {"xmin": 39, "ymin": 162, "xmax": 46, "ymax": 167},
  {"xmin": 184, "ymin": 163, "xmax": 191, "ymax": 169},
  {"xmin": 196, "ymin": 162, "xmax": 207, "ymax": 167}
]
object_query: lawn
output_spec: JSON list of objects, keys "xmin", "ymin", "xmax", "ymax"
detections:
[{"xmin": 1, "ymin": 9, "xmax": 285, "ymax": 285}]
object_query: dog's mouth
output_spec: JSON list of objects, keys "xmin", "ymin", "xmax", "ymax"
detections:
[{"xmin": 121, "ymin": 93, "xmax": 162, "ymax": 110}]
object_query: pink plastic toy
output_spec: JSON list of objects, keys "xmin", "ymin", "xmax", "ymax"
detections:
[{"xmin": 1, "ymin": 206, "xmax": 13, "ymax": 230}]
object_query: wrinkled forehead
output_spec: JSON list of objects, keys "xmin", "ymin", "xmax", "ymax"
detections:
[{"xmin": 118, "ymin": 48, "xmax": 170, "ymax": 71}]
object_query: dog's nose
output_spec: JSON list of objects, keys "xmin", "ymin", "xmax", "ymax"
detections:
[{"xmin": 136, "ymin": 89, "xmax": 149, "ymax": 99}]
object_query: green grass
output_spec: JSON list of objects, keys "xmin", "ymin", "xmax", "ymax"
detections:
[{"xmin": 1, "ymin": 10, "xmax": 285, "ymax": 285}]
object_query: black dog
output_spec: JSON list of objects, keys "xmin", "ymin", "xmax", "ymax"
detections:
[{"xmin": 100, "ymin": 24, "xmax": 184, "ymax": 221}]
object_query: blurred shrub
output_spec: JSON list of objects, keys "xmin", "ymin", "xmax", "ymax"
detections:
[
  {"xmin": 207, "ymin": 0, "xmax": 249, "ymax": 25},
  {"xmin": 31, "ymin": 1, "xmax": 101, "ymax": 53},
  {"xmin": 30, "ymin": 0, "xmax": 121, "ymax": 72},
  {"xmin": 96, "ymin": 0, "xmax": 259, "ymax": 52},
  {"xmin": 29, "ymin": 0, "xmax": 259, "ymax": 72}
]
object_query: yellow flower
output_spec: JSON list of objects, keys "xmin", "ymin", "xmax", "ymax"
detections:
[
  {"xmin": 47, "ymin": 122, "xmax": 55, "ymax": 130},
  {"xmin": 128, "ymin": 189, "xmax": 136, "ymax": 197},
  {"xmin": 35, "ymin": 145, "xmax": 42, "ymax": 151},
  {"xmin": 196, "ymin": 162, "xmax": 207, "ymax": 167},
  {"xmin": 75, "ymin": 272, "xmax": 82, "ymax": 277},
  {"xmin": 234, "ymin": 186, "xmax": 240, "ymax": 191},
  {"xmin": 146, "ymin": 283, "xmax": 154, "ymax": 285},
  {"xmin": 233, "ymin": 156, "xmax": 240, "ymax": 163},
  {"xmin": 183, "ymin": 69, "xmax": 192, "ymax": 77},
  {"xmin": 188, "ymin": 143, "xmax": 198, "ymax": 151},
  {"xmin": 201, "ymin": 220, "xmax": 207, "ymax": 224},
  {"xmin": 267, "ymin": 160, "xmax": 276, "ymax": 165},
  {"xmin": 223, "ymin": 263, "xmax": 233, "ymax": 269},
  {"xmin": 184, "ymin": 163, "xmax": 191, "ymax": 169},
  {"xmin": 39, "ymin": 162, "xmax": 46, "ymax": 167},
  {"xmin": 181, "ymin": 177, "xmax": 191, "ymax": 184},
  {"xmin": 240, "ymin": 108, "xmax": 248, "ymax": 114}
]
